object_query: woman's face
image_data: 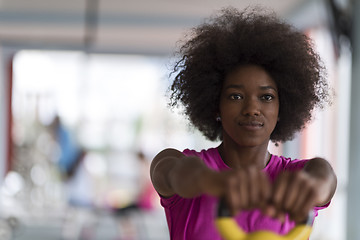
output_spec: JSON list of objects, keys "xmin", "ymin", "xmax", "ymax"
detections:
[{"xmin": 219, "ymin": 65, "xmax": 279, "ymax": 147}]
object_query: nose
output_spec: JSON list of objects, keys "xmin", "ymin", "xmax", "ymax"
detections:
[{"xmin": 241, "ymin": 98, "xmax": 260, "ymax": 116}]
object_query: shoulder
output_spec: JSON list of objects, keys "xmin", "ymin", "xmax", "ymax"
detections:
[
  {"xmin": 183, "ymin": 148, "xmax": 227, "ymax": 170},
  {"xmin": 269, "ymin": 155, "xmax": 309, "ymax": 168},
  {"xmin": 265, "ymin": 155, "xmax": 310, "ymax": 180},
  {"xmin": 183, "ymin": 148, "xmax": 213, "ymax": 156}
]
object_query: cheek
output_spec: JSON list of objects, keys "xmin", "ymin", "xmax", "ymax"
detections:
[
  {"xmin": 219, "ymin": 102, "xmax": 236, "ymax": 117},
  {"xmin": 272, "ymin": 102, "xmax": 280, "ymax": 118},
  {"xmin": 266, "ymin": 108, "xmax": 279, "ymax": 125}
]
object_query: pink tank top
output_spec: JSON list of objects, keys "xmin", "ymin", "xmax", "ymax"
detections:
[{"xmin": 160, "ymin": 148, "xmax": 329, "ymax": 240}]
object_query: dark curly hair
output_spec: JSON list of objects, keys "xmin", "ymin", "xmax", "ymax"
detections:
[{"xmin": 169, "ymin": 6, "xmax": 331, "ymax": 142}]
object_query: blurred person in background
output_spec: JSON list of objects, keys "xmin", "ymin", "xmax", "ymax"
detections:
[
  {"xmin": 114, "ymin": 151, "xmax": 157, "ymax": 214},
  {"xmin": 113, "ymin": 151, "xmax": 158, "ymax": 240},
  {"xmin": 49, "ymin": 115, "xmax": 86, "ymax": 180},
  {"xmin": 49, "ymin": 115, "xmax": 92, "ymax": 207}
]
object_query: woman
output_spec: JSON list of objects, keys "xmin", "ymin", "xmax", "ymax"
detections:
[{"xmin": 150, "ymin": 7, "xmax": 337, "ymax": 240}]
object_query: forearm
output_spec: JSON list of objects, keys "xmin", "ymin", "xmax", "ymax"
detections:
[
  {"xmin": 167, "ymin": 156, "xmax": 217, "ymax": 198},
  {"xmin": 151, "ymin": 149, "xmax": 221, "ymax": 198},
  {"xmin": 303, "ymin": 157, "xmax": 337, "ymax": 206}
]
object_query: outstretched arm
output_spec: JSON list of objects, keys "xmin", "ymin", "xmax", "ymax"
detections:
[
  {"xmin": 150, "ymin": 148, "xmax": 271, "ymax": 215},
  {"xmin": 270, "ymin": 157, "xmax": 337, "ymax": 222},
  {"xmin": 303, "ymin": 157, "xmax": 337, "ymax": 206},
  {"xmin": 150, "ymin": 148, "xmax": 225, "ymax": 198}
]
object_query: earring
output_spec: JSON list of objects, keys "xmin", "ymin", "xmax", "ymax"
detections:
[{"xmin": 216, "ymin": 116, "xmax": 221, "ymax": 122}]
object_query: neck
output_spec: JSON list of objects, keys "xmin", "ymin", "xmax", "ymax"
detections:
[{"xmin": 217, "ymin": 141, "xmax": 271, "ymax": 169}]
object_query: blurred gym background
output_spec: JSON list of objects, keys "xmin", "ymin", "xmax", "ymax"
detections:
[{"xmin": 0, "ymin": 0, "xmax": 358, "ymax": 239}]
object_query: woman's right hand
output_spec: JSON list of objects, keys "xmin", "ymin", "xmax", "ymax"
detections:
[{"xmin": 211, "ymin": 166, "xmax": 272, "ymax": 216}]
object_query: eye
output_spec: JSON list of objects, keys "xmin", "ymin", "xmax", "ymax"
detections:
[
  {"xmin": 229, "ymin": 94, "xmax": 243, "ymax": 100},
  {"xmin": 261, "ymin": 94, "xmax": 275, "ymax": 101}
]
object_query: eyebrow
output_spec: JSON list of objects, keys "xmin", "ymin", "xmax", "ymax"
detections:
[{"xmin": 224, "ymin": 84, "xmax": 278, "ymax": 92}]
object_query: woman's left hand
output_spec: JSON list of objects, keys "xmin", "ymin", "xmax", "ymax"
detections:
[
  {"xmin": 265, "ymin": 158, "xmax": 337, "ymax": 223},
  {"xmin": 265, "ymin": 170, "xmax": 318, "ymax": 223}
]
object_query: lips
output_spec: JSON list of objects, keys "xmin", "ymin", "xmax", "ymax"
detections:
[{"xmin": 238, "ymin": 120, "xmax": 264, "ymax": 130}]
